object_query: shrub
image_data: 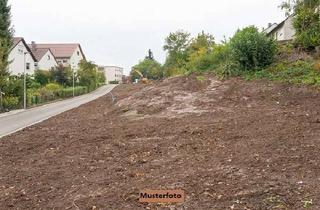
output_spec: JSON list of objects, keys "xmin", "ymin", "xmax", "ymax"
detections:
[
  {"xmin": 244, "ymin": 60, "xmax": 320, "ymax": 85},
  {"xmin": 78, "ymin": 60, "xmax": 99, "ymax": 91},
  {"xmin": 292, "ymin": 1, "xmax": 320, "ymax": 49},
  {"xmin": 230, "ymin": 26, "xmax": 278, "ymax": 70},
  {"xmin": 60, "ymin": 86, "xmax": 88, "ymax": 97},
  {"xmin": 37, "ymin": 83, "xmax": 62, "ymax": 102},
  {"xmin": 215, "ymin": 60, "xmax": 241, "ymax": 78},
  {"xmin": 131, "ymin": 58, "xmax": 163, "ymax": 81},
  {"xmin": 44, "ymin": 83, "xmax": 62, "ymax": 92},
  {"xmin": 34, "ymin": 70, "xmax": 51, "ymax": 86},
  {"xmin": 50, "ymin": 66, "xmax": 73, "ymax": 86},
  {"xmin": 109, "ymin": 81, "xmax": 120, "ymax": 84},
  {"xmin": 27, "ymin": 86, "xmax": 88, "ymax": 107},
  {"xmin": 3, "ymin": 96, "xmax": 19, "ymax": 110}
]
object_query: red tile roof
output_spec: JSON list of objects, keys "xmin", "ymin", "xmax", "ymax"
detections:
[
  {"xmin": 29, "ymin": 47, "xmax": 49, "ymax": 61},
  {"xmin": 32, "ymin": 44, "xmax": 85, "ymax": 59},
  {"xmin": 28, "ymin": 47, "xmax": 57, "ymax": 64},
  {"xmin": 12, "ymin": 37, "xmax": 23, "ymax": 49}
]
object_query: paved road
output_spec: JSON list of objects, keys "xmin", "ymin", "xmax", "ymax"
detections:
[{"xmin": 0, "ymin": 85, "xmax": 116, "ymax": 138}]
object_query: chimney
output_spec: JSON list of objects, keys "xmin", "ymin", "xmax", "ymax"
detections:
[
  {"xmin": 268, "ymin": 23, "xmax": 272, "ymax": 28},
  {"xmin": 31, "ymin": 41, "xmax": 36, "ymax": 51}
]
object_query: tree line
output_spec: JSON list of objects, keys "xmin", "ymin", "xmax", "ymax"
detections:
[{"xmin": 131, "ymin": 0, "xmax": 320, "ymax": 80}]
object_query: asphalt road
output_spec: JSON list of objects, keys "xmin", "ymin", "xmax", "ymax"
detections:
[{"xmin": 0, "ymin": 85, "xmax": 116, "ymax": 138}]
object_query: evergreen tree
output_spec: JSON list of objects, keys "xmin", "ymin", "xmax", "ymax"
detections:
[{"xmin": 0, "ymin": 0, "xmax": 14, "ymax": 93}]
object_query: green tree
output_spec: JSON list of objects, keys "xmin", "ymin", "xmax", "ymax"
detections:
[
  {"xmin": 163, "ymin": 30, "xmax": 191, "ymax": 76},
  {"xmin": 281, "ymin": 0, "xmax": 320, "ymax": 49},
  {"xmin": 293, "ymin": 1, "xmax": 320, "ymax": 49},
  {"xmin": 186, "ymin": 31, "xmax": 216, "ymax": 72},
  {"xmin": 34, "ymin": 69, "xmax": 51, "ymax": 86},
  {"xmin": 0, "ymin": 0, "xmax": 14, "ymax": 101},
  {"xmin": 131, "ymin": 57, "xmax": 163, "ymax": 81},
  {"xmin": 50, "ymin": 65, "xmax": 73, "ymax": 86},
  {"xmin": 78, "ymin": 60, "xmax": 98, "ymax": 91},
  {"xmin": 230, "ymin": 26, "xmax": 277, "ymax": 70},
  {"xmin": 97, "ymin": 70, "xmax": 106, "ymax": 84},
  {"xmin": 188, "ymin": 31, "xmax": 215, "ymax": 53}
]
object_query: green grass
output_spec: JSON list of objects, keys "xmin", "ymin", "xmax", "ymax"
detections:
[
  {"xmin": 241, "ymin": 60, "xmax": 320, "ymax": 86},
  {"xmin": 196, "ymin": 75, "xmax": 206, "ymax": 82}
]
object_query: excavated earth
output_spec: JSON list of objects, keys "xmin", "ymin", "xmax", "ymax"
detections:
[{"xmin": 0, "ymin": 75, "xmax": 320, "ymax": 209}]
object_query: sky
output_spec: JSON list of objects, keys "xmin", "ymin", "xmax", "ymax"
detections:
[{"xmin": 9, "ymin": 0, "xmax": 286, "ymax": 75}]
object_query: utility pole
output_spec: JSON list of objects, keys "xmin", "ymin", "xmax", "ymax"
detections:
[
  {"xmin": 0, "ymin": 91, "xmax": 4, "ymax": 111},
  {"xmin": 24, "ymin": 52, "xmax": 29, "ymax": 109},
  {"xmin": 72, "ymin": 63, "xmax": 75, "ymax": 97}
]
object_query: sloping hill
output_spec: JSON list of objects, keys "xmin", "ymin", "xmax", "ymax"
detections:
[{"xmin": 0, "ymin": 75, "xmax": 320, "ymax": 209}]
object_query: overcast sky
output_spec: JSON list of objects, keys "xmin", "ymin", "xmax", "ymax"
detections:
[{"xmin": 9, "ymin": 0, "xmax": 286, "ymax": 74}]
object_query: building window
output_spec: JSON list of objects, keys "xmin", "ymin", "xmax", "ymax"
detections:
[
  {"xmin": 47, "ymin": 55, "xmax": 50, "ymax": 60},
  {"xmin": 34, "ymin": 62, "xmax": 38, "ymax": 68},
  {"xmin": 26, "ymin": 63, "xmax": 30, "ymax": 70},
  {"xmin": 18, "ymin": 45, "xmax": 24, "ymax": 54},
  {"xmin": 77, "ymin": 51, "xmax": 80, "ymax": 56},
  {"xmin": 63, "ymin": 59, "xmax": 68, "ymax": 63}
]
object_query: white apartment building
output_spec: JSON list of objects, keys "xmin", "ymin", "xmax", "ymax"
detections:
[{"xmin": 100, "ymin": 66, "xmax": 124, "ymax": 84}]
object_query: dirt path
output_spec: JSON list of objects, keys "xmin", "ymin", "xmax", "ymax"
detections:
[{"xmin": 0, "ymin": 75, "xmax": 319, "ymax": 209}]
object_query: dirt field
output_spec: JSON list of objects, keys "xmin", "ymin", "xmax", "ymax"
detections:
[{"xmin": 1, "ymin": 75, "xmax": 320, "ymax": 209}]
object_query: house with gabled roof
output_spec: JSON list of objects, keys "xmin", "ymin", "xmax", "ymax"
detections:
[
  {"xmin": 30, "ymin": 43, "xmax": 86, "ymax": 70},
  {"xmin": 29, "ymin": 42, "xmax": 58, "ymax": 71},
  {"xmin": 266, "ymin": 15, "xmax": 295, "ymax": 42},
  {"xmin": 8, "ymin": 37, "xmax": 37, "ymax": 75}
]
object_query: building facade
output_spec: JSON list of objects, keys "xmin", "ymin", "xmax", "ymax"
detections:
[
  {"xmin": 267, "ymin": 16, "xmax": 295, "ymax": 42},
  {"xmin": 29, "ymin": 43, "xmax": 58, "ymax": 70},
  {"xmin": 9, "ymin": 37, "xmax": 36, "ymax": 75},
  {"xmin": 30, "ymin": 43, "xmax": 86, "ymax": 70},
  {"xmin": 100, "ymin": 66, "xmax": 124, "ymax": 84},
  {"xmin": 36, "ymin": 49, "xmax": 58, "ymax": 70}
]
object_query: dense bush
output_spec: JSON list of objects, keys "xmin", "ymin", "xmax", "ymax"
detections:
[
  {"xmin": 160, "ymin": 28, "xmax": 278, "ymax": 77},
  {"xmin": 229, "ymin": 26, "xmax": 278, "ymax": 70},
  {"xmin": 244, "ymin": 60, "xmax": 320, "ymax": 85},
  {"xmin": 50, "ymin": 66, "xmax": 73, "ymax": 86},
  {"xmin": 78, "ymin": 60, "xmax": 101, "ymax": 91},
  {"xmin": 97, "ymin": 71, "xmax": 106, "ymax": 84},
  {"xmin": 109, "ymin": 81, "xmax": 120, "ymax": 84},
  {"xmin": 3, "ymin": 96, "xmax": 19, "ymax": 110},
  {"xmin": 131, "ymin": 57, "xmax": 163, "ymax": 81},
  {"xmin": 2, "ymin": 75, "xmax": 23, "ymax": 97},
  {"xmin": 34, "ymin": 70, "xmax": 51, "ymax": 86},
  {"xmin": 34, "ymin": 83, "xmax": 62, "ymax": 103},
  {"xmin": 186, "ymin": 44, "xmax": 233, "ymax": 74},
  {"xmin": 44, "ymin": 83, "xmax": 62, "ymax": 92},
  {"xmin": 163, "ymin": 30, "xmax": 191, "ymax": 77},
  {"xmin": 27, "ymin": 85, "xmax": 88, "ymax": 106},
  {"xmin": 294, "ymin": 6, "xmax": 320, "ymax": 49},
  {"xmin": 59, "ymin": 86, "xmax": 88, "ymax": 97}
]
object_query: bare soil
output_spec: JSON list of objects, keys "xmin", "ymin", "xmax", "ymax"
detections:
[{"xmin": 1, "ymin": 75, "xmax": 320, "ymax": 210}]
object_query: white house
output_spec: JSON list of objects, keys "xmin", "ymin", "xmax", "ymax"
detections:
[
  {"xmin": 100, "ymin": 66, "xmax": 123, "ymax": 84},
  {"xmin": 31, "ymin": 43, "xmax": 86, "ymax": 70},
  {"xmin": 263, "ymin": 23, "xmax": 278, "ymax": 34},
  {"xmin": 29, "ymin": 42, "xmax": 58, "ymax": 70},
  {"xmin": 9, "ymin": 37, "xmax": 37, "ymax": 75},
  {"xmin": 266, "ymin": 15, "xmax": 295, "ymax": 42}
]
